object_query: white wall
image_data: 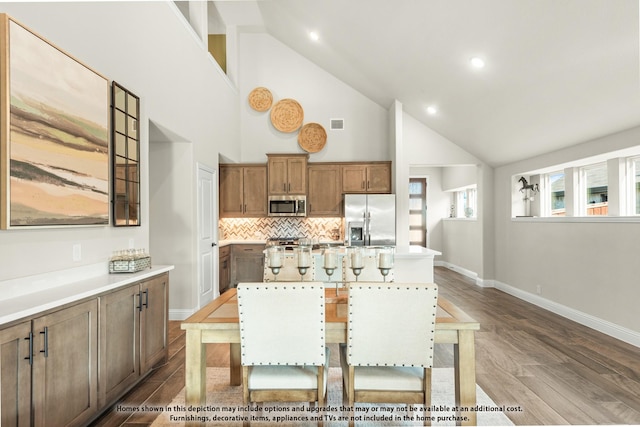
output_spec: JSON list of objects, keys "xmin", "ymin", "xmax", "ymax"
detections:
[
  {"xmin": 402, "ymin": 113, "xmax": 490, "ymax": 277},
  {"xmin": 494, "ymin": 126, "xmax": 640, "ymax": 333},
  {"xmin": 237, "ymin": 32, "xmax": 389, "ymax": 163},
  {"xmin": 442, "ymin": 165, "xmax": 477, "ymax": 191},
  {"xmin": 0, "ymin": 2, "xmax": 240, "ymax": 314}
]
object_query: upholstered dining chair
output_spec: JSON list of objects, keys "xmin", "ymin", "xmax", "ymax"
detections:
[
  {"xmin": 342, "ymin": 255, "xmax": 394, "ymax": 282},
  {"xmin": 340, "ymin": 282, "xmax": 439, "ymax": 426},
  {"xmin": 237, "ymin": 282, "xmax": 328, "ymax": 425}
]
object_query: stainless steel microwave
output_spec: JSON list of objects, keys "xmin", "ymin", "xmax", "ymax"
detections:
[{"xmin": 268, "ymin": 195, "xmax": 307, "ymax": 217}]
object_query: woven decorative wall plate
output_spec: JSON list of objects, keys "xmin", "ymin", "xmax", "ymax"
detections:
[
  {"xmin": 270, "ymin": 98, "xmax": 304, "ymax": 133},
  {"xmin": 298, "ymin": 123, "xmax": 327, "ymax": 153},
  {"xmin": 248, "ymin": 87, "xmax": 273, "ymax": 112}
]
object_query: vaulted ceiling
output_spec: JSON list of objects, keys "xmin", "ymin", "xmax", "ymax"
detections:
[{"xmin": 213, "ymin": 0, "xmax": 640, "ymax": 167}]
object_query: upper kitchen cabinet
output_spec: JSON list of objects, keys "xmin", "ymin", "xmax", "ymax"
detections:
[
  {"xmin": 220, "ymin": 165, "xmax": 267, "ymax": 217},
  {"xmin": 267, "ymin": 154, "xmax": 308, "ymax": 195},
  {"xmin": 342, "ymin": 162, "xmax": 392, "ymax": 193},
  {"xmin": 308, "ymin": 164, "xmax": 342, "ymax": 216}
]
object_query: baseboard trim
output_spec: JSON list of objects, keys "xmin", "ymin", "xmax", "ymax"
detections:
[
  {"xmin": 439, "ymin": 262, "xmax": 494, "ymax": 288},
  {"xmin": 438, "ymin": 263, "xmax": 640, "ymax": 348},
  {"xmin": 493, "ymin": 280, "xmax": 640, "ymax": 349}
]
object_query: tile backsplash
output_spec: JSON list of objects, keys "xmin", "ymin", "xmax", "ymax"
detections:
[{"xmin": 219, "ymin": 217, "xmax": 343, "ymax": 241}]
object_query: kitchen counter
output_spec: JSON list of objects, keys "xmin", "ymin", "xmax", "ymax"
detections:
[{"xmin": 0, "ymin": 263, "xmax": 174, "ymax": 326}]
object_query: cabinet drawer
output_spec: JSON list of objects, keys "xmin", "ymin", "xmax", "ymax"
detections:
[
  {"xmin": 232, "ymin": 244, "xmax": 264, "ymax": 255},
  {"xmin": 219, "ymin": 245, "xmax": 230, "ymax": 257}
]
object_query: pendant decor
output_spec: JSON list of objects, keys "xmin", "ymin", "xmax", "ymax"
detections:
[
  {"xmin": 248, "ymin": 87, "xmax": 273, "ymax": 112},
  {"xmin": 248, "ymin": 86, "xmax": 327, "ymax": 153},
  {"xmin": 270, "ymin": 98, "xmax": 304, "ymax": 133},
  {"xmin": 297, "ymin": 123, "xmax": 327, "ymax": 153}
]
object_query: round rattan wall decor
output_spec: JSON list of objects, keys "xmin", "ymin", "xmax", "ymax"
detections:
[
  {"xmin": 248, "ymin": 87, "xmax": 273, "ymax": 112},
  {"xmin": 298, "ymin": 123, "xmax": 327, "ymax": 153},
  {"xmin": 270, "ymin": 98, "xmax": 304, "ymax": 133}
]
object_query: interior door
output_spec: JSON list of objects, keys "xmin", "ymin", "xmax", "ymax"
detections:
[{"xmin": 197, "ymin": 163, "xmax": 217, "ymax": 307}]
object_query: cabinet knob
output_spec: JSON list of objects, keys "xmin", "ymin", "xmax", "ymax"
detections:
[{"xmin": 212, "ymin": 243, "xmax": 217, "ymax": 247}]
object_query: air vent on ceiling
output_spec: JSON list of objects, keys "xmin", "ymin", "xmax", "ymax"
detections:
[{"xmin": 330, "ymin": 118, "xmax": 344, "ymax": 130}]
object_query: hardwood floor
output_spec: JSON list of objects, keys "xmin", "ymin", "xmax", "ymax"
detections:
[{"xmin": 90, "ymin": 266, "xmax": 640, "ymax": 426}]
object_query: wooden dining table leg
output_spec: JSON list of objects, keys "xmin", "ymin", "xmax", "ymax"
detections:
[
  {"xmin": 185, "ymin": 329, "xmax": 206, "ymax": 426},
  {"xmin": 230, "ymin": 343, "xmax": 242, "ymax": 386},
  {"xmin": 454, "ymin": 329, "xmax": 477, "ymax": 426}
]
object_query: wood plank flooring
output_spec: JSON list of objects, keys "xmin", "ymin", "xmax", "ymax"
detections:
[{"xmin": 90, "ymin": 266, "xmax": 640, "ymax": 426}]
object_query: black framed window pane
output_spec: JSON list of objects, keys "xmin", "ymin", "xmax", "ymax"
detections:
[
  {"xmin": 127, "ymin": 93, "xmax": 138, "ymax": 118},
  {"xmin": 127, "ymin": 137, "xmax": 138, "ymax": 161},
  {"xmin": 128, "ymin": 117, "xmax": 137, "ymax": 139},
  {"xmin": 115, "ymin": 133, "xmax": 126, "ymax": 158},
  {"xmin": 115, "ymin": 86, "xmax": 126, "ymax": 110}
]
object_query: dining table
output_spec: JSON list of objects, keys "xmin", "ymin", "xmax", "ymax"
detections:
[{"xmin": 181, "ymin": 287, "xmax": 480, "ymax": 426}]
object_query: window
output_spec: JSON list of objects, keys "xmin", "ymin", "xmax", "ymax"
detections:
[
  {"xmin": 454, "ymin": 187, "xmax": 477, "ymax": 218},
  {"xmin": 581, "ymin": 163, "xmax": 608, "ymax": 216},
  {"xmin": 549, "ymin": 171, "xmax": 565, "ymax": 216},
  {"xmin": 628, "ymin": 157, "xmax": 640, "ymax": 215},
  {"xmin": 408, "ymin": 178, "xmax": 427, "ymax": 247}
]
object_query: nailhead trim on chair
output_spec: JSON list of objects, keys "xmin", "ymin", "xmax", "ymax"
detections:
[
  {"xmin": 347, "ymin": 284, "xmax": 438, "ymax": 368},
  {"xmin": 238, "ymin": 283, "xmax": 325, "ymax": 366}
]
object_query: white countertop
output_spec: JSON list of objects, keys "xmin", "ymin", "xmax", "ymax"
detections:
[{"xmin": 0, "ymin": 263, "xmax": 174, "ymax": 326}]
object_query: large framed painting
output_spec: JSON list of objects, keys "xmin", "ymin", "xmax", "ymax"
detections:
[{"xmin": 0, "ymin": 14, "xmax": 109, "ymax": 228}]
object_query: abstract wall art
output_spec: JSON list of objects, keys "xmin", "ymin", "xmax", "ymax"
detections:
[{"xmin": 0, "ymin": 14, "xmax": 109, "ymax": 228}]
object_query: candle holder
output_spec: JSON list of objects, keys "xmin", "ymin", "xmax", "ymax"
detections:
[
  {"xmin": 266, "ymin": 246, "xmax": 284, "ymax": 282},
  {"xmin": 295, "ymin": 246, "xmax": 312, "ymax": 281},
  {"xmin": 377, "ymin": 246, "xmax": 394, "ymax": 283},
  {"xmin": 323, "ymin": 247, "xmax": 343, "ymax": 295},
  {"xmin": 348, "ymin": 247, "xmax": 364, "ymax": 282},
  {"xmin": 350, "ymin": 266, "xmax": 363, "ymax": 281}
]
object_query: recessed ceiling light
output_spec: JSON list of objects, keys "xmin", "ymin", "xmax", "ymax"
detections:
[
  {"xmin": 309, "ymin": 31, "xmax": 319, "ymax": 41},
  {"xmin": 470, "ymin": 57, "xmax": 485, "ymax": 69},
  {"xmin": 426, "ymin": 106, "xmax": 437, "ymax": 115}
]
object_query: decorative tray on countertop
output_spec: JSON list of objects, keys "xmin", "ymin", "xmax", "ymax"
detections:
[{"xmin": 109, "ymin": 256, "xmax": 152, "ymax": 273}]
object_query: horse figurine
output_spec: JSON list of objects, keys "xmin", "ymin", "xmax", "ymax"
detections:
[{"xmin": 518, "ymin": 176, "xmax": 539, "ymax": 193}]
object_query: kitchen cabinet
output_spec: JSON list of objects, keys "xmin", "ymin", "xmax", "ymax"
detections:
[
  {"xmin": 219, "ymin": 245, "xmax": 231, "ymax": 294},
  {"xmin": 267, "ymin": 154, "xmax": 308, "ymax": 195},
  {"xmin": 308, "ymin": 164, "xmax": 342, "ymax": 216},
  {"xmin": 98, "ymin": 273, "xmax": 168, "ymax": 407},
  {"xmin": 219, "ymin": 165, "xmax": 267, "ymax": 217},
  {"xmin": 0, "ymin": 321, "xmax": 31, "ymax": 427},
  {"xmin": 230, "ymin": 244, "xmax": 264, "ymax": 287},
  {"xmin": 341, "ymin": 162, "xmax": 391, "ymax": 194},
  {"xmin": 31, "ymin": 299, "xmax": 99, "ymax": 427},
  {"xmin": 0, "ymin": 300, "xmax": 99, "ymax": 427}
]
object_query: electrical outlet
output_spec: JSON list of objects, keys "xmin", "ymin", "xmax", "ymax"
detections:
[
  {"xmin": 128, "ymin": 238, "xmax": 134, "ymax": 249},
  {"xmin": 72, "ymin": 244, "xmax": 82, "ymax": 262},
  {"xmin": 536, "ymin": 285, "xmax": 542, "ymax": 295}
]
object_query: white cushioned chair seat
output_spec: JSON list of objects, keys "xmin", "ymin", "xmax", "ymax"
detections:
[
  {"xmin": 340, "ymin": 344, "xmax": 423, "ymax": 391},
  {"xmin": 249, "ymin": 349, "xmax": 330, "ymax": 391}
]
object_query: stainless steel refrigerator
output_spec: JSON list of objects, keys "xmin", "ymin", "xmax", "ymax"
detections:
[{"xmin": 344, "ymin": 194, "xmax": 396, "ymax": 246}]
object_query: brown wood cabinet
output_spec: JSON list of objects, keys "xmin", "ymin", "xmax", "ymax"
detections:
[
  {"xmin": 342, "ymin": 162, "xmax": 391, "ymax": 193},
  {"xmin": 267, "ymin": 154, "xmax": 308, "ymax": 195},
  {"xmin": 32, "ymin": 299, "xmax": 99, "ymax": 427},
  {"xmin": 230, "ymin": 244, "xmax": 264, "ymax": 287},
  {"xmin": 0, "ymin": 321, "xmax": 32, "ymax": 427},
  {"xmin": 98, "ymin": 273, "xmax": 168, "ymax": 408},
  {"xmin": 308, "ymin": 164, "xmax": 342, "ymax": 216},
  {"xmin": 0, "ymin": 272, "xmax": 169, "ymax": 427},
  {"xmin": 218, "ymin": 245, "xmax": 231, "ymax": 294},
  {"xmin": 219, "ymin": 165, "xmax": 267, "ymax": 217}
]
